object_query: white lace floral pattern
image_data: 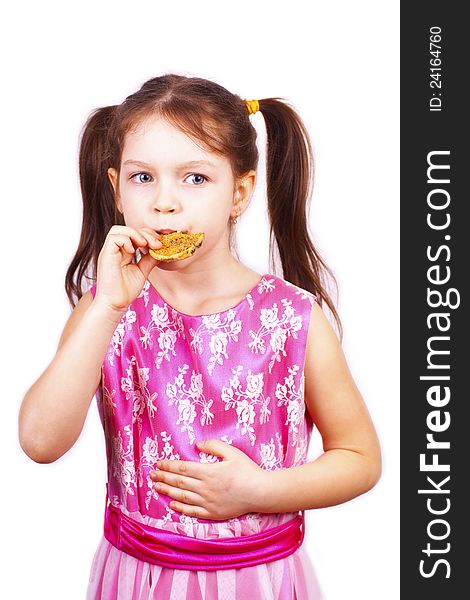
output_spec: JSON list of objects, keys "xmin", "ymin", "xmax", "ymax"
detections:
[
  {"xmin": 189, "ymin": 310, "xmax": 242, "ymax": 375},
  {"xmin": 92, "ymin": 274, "xmax": 317, "ymax": 526},
  {"xmin": 248, "ymin": 299, "xmax": 303, "ymax": 373},
  {"xmin": 166, "ymin": 364, "xmax": 215, "ymax": 444},
  {"xmin": 139, "ymin": 301, "xmax": 186, "ymax": 369},
  {"xmin": 221, "ymin": 366, "xmax": 271, "ymax": 446},
  {"xmin": 107, "ymin": 308, "xmax": 136, "ymax": 366},
  {"xmin": 120, "ymin": 355, "xmax": 158, "ymax": 434},
  {"xmin": 275, "ymin": 365, "xmax": 305, "ymax": 448}
]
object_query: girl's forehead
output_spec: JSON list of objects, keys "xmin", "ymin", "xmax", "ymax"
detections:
[
  {"xmin": 122, "ymin": 116, "xmax": 226, "ymax": 167},
  {"xmin": 125, "ymin": 116, "xmax": 195, "ymax": 147}
]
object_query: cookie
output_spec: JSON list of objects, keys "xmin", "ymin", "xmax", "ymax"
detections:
[{"xmin": 148, "ymin": 231, "xmax": 205, "ymax": 262}]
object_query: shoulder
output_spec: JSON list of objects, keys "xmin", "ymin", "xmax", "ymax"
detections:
[
  {"xmin": 305, "ymin": 302, "xmax": 340, "ymax": 356},
  {"xmin": 260, "ymin": 274, "xmax": 318, "ymax": 307}
]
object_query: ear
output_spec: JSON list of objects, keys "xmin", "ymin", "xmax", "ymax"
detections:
[
  {"xmin": 231, "ymin": 170, "xmax": 256, "ymax": 220},
  {"xmin": 107, "ymin": 167, "xmax": 122, "ymax": 213}
]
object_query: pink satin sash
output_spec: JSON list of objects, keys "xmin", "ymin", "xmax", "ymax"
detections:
[{"xmin": 103, "ymin": 486, "xmax": 305, "ymax": 571}]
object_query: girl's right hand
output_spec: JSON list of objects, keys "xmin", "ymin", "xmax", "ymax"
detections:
[{"xmin": 94, "ymin": 225, "xmax": 162, "ymax": 314}]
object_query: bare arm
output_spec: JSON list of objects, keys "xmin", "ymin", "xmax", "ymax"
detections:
[
  {"xmin": 18, "ymin": 225, "xmax": 162, "ymax": 463},
  {"xmin": 18, "ymin": 293, "xmax": 125, "ymax": 463},
  {"xmin": 258, "ymin": 302, "xmax": 382, "ymax": 513}
]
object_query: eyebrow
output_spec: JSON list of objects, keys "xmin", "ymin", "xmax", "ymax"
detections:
[{"xmin": 122, "ymin": 159, "xmax": 217, "ymax": 169}]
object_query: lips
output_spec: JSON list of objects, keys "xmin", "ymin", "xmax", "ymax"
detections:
[{"xmin": 156, "ymin": 229, "xmax": 188, "ymax": 234}]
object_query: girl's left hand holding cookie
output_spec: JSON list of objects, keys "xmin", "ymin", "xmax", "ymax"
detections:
[{"xmin": 149, "ymin": 439, "xmax": 268, "ymax": 520}]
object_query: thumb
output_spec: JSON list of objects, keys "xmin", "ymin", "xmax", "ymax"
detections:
[
  {"xmin": 196, "ymin": 439, "xmax": 231, "ymax": 458},
  {"xmin": 136, "ymin": 251, "xmax": 159, "ymax": 279}
]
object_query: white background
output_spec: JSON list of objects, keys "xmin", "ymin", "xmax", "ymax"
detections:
[{"xmin": 1, "ymin": 1, "xmax": 399, "ymax": 598}]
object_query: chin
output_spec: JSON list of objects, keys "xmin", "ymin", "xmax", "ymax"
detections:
[{"xmin": 155, "ymin": 258, "xmax": 194, "ymax": 272}]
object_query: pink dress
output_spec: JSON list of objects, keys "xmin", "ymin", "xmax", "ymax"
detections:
[{"xmin": 86, "ymin": 274, "xmax": 323, "ymax": 599}]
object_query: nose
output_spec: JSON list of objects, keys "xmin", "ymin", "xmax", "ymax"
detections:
[
  {"xmin": 152, "ymin": 190, "xmax": 180, "ymax": 214},
  {"xmin": 154, "ymin": 202, "xmax": 176, "ymax": 214}
]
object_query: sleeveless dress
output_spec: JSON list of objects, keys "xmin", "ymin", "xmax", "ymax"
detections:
[{"xmin": 86, "ymin": 273, "xmax": 323, "ymax": 599}]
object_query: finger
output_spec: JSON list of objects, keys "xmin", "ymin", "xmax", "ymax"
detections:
[
  {"xmin": 106, "ymin": 233, "xmax": 138, "ymax": 256},
  {"xmin": 152, "ymin": 459, "xmax": 204, "ymax": 480},
  {"xmin": 197, "ymin": 439, "xmax": 233, "ymax": 458},
  {"xmin": 137, "ymin": 228, "xmax": 162, "ymax": 250},
  {"xmin": 108, "ymin": 225, "xmax": 148, "ymax": 241},
  {"xmin": 151, "ymin": 469, "xmax": 202, "ymax": 494},
  {"xmin": 107, "ymin": 227, "xmax": 147, "ymax": 249},
  {"xmin": 168, "ymin": 500, "xmax": 213, "ymax": 519},
  {"xmin": 140, "ymin": 227, "xmax": 162, "ymax": 240},
  {"xmin": 137, "ymin": 251, "xmax": 160, "ymax": 279},
  {"xmin": 154, "ymin": 480, "xmax": 205, "ymax": 506}
]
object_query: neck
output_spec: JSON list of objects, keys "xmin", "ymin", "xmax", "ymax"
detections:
[{"xmin": 148, "ymin": 250, "xmax": 241, "ymax": 299}]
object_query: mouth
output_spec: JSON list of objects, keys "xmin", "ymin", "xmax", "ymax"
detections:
[{"xmin": 156, "ymin": 229, "xmax": 188, "ymax": 235}]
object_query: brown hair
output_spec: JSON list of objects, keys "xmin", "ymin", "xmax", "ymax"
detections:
[{"xmin": 65, "ymin": 74, "xmax": 342, "ymax": 337}]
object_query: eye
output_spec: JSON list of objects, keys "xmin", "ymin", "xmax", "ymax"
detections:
[
  {"xmin": 130, "ymin": 172, "xmax": 153, "ymax": 184},
  {"xmin": 185, "ymin": 173, "xmax": 208, "ymax": 185}
]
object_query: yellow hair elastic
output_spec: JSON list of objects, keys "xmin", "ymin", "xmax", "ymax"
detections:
[{"xmin": 244, "ymin": 99, "xmax": 260, "ymax": 115}]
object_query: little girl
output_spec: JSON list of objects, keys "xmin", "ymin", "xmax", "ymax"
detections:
[{"xmin": 19, "ymin": 74, "xmax": 381, "ymax": 599}]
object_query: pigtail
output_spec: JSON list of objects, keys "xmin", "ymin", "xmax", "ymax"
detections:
[
  {"xmin": 65, "ymin": 105, "xmax": 123, "ymax": 308},
  {"xmin": 260, "ymin": 98, "xmax": 342, "ymax": 338},
  {"xmin": 63, "ymin": 75, "xmax": 341, "ymax": 336}
]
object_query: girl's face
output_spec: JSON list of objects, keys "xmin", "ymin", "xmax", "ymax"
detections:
[{"xmin": 107, "ymin": 116, "xmax": 255, "ymax": 268}]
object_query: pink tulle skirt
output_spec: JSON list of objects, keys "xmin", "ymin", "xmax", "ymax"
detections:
[{"xmin": 86, "ymin": 506, "xmax": 323, "ymax": 599}]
